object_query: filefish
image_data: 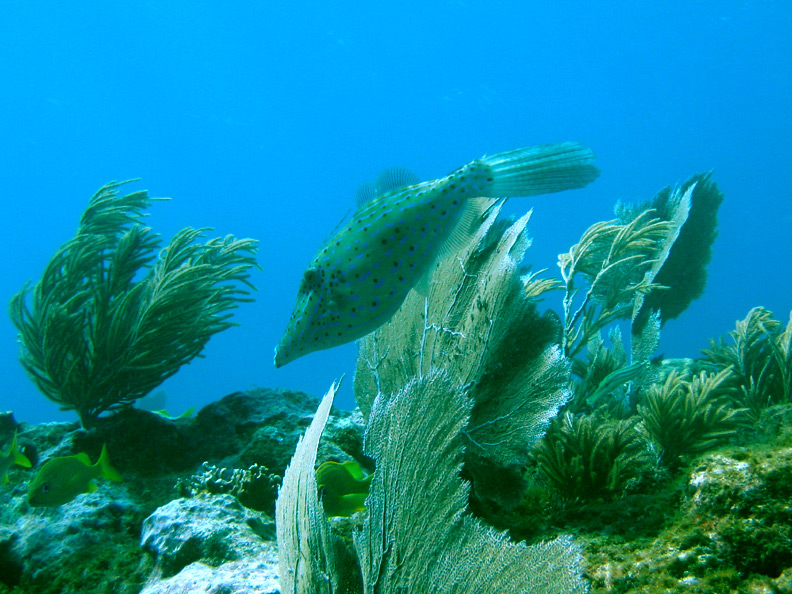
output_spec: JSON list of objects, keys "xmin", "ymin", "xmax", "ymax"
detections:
[
  {"xmin": 315, "ymin": 460, "xmax": 373, "ymax": 517},
  {"xmin": 27, "ymin": 444, "xmax": 122, "ymax": 507},
  {"xmin": 275, "ymin": 142, "xmax": 599, "ymax": 367},
  {"xmin": 0, "ymin": 432, "xmax": 31, "ymax": 483}
]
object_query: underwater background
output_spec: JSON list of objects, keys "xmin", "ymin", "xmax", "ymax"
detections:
[{"xmin": 1, "ymin": 1, "xmax": 790, "ymax": 424}]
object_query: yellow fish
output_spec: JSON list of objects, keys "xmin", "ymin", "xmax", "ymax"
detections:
[
  {"xmin": 275, "ymin": 142, "xmax": 599, "ymax": 366},
  {"xmin": 0, "ymin": 431, "xmax": 31, "ymax": 483},
  {"xmin": 27, "ymin": 444, "xmax": 122, "ymax": 507},
  {"xmin": 152, "ymin": 406, "xmax": 195, "ymax": 419},
  {"xmin": 315, "ymin": 460, "xmax": 373, "ymax": 517}
]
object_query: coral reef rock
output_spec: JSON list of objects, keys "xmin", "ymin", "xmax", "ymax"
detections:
[
  {"xmin": 0, "ymin": 387, "xmax": 364, "ymax": 593},
  {"xmin": 140, "ymin": 494, "xmax": 278, "ymax": 593}
]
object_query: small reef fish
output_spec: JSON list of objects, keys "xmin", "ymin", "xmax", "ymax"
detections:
[
  {"xmin": 315, "ymin": 460, "xmax": 373, "ymax": 517},
  {"xmin": 275, "ymin": 142, "xmax": 599, "ymax": 366},
  {"xmin": 152, "ymin": 406, "xmax": 195, "ymax": 420},
  {"xmin": 0, "ymin": 432, "xmax": 32, "ymax": 483},
  {"xmin": 27, "ymin": 444, "xmax": 122, "ymax": 507}
]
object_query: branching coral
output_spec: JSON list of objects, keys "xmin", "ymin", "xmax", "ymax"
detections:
[
  {"xmin": 638, "ymin": 368, "xmax": 746, "ymax": 469},
  {"xmin": 561, "ymin": 174, "xmax": 722, "ymax": 423},
  {"xmin": 568, "ymin": 326, "xmax": 646, "ymax": 416},
  {"xmin": 9, "ymin": 181, "xmax": 258, "ymax": 427},
  {"xmin": 275, "ymin": 170, "xmax": 733, "ymax": 592},
  {"xmin": 534, "ymin": 412, "xmax": 650, "ymax": 502}
]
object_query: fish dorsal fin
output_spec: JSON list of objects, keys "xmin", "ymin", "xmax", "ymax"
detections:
[
  {"xmin": 374, "ymin": 167, "xmax": 421, "ymax": 197},
  {"xmin": 75, "ymin": 453, "xmax": 91, "ymax": 465},
  {"xmin": 356, "ymin": 167, "xmax": 420, "ymax": 208},
  {"xmin": 355, "ymin": 181, "xmax": 377, "ymax": 208}
]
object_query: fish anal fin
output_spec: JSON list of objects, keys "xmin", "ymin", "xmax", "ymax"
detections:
[
  {"xmin": 413, "ymin": 261, "xmax": 437, "ymax": 296},
  {"xmin": 436, "ymin": 197, "xmax": 500, "ymax": 262}
]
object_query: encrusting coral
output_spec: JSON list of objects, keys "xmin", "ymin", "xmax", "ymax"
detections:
[
  {"xmin": 9, "ymin": 180, "xmax": 258, "ymax": 427},
  {"xmin": 176, "ymin": 461, "xmax": 282, "ymax": 514}
]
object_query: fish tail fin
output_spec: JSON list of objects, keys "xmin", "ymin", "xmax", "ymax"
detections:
[
  {"xmin": 480, "ymin": 141, "xmax": 600, "ymax": 197},
  {"xmin": 14, "ymin": 452, "xmax": 31, "ymax": 469},
  {"xmin": 97, "ymin": 444, "xmax": 122, "ymax": 482},
  {"xmin": 9, "ymin": 431, "xmax": 31, "ymax": 469}
]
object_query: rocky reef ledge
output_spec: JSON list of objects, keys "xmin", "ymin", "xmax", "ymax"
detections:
[
  {"xmin": 0, "ymin": 388, "xmax": 365, "ymax": 594},
  {"xmin": 1, "ymin": 392, "xmax": 791, "ymax": 594}
]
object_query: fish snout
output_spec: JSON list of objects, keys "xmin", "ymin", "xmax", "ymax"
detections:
[{"xmin": 273, "ymin": 343, "xmax": 293, "ymax": 368}]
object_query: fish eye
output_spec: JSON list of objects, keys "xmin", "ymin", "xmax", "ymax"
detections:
[
  {"xmin": 41, "ymin": 483, "xmax": 50, "ymax": 494},
  {"xmin": 300, "ymin": 268, "xmax": 321, "ymax": 291},
  {"xmin": 318, "ymin": 486, "xmax": 326, "ymax": 500}
]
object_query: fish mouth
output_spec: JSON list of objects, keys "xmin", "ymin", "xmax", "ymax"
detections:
[
  {"xmin": 273, "ymin": 345, "xmax": 288, "ymax": 368},
  {"xmin": 274, "ymin": 338, "xmax": 300, "ymax": 368}
]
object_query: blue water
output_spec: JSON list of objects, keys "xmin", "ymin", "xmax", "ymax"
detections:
[{"xmin": 2, "ymin": 1, "xmax": 790, "ymax": 424}]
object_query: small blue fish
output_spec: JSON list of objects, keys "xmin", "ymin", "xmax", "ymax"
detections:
[
  {"xmin": 0, "ymin": 432, "xmax": 31, "ymax": 483},
  {"xmin": 275, "ymin": 142, "xmax": 599, "ymax": 367}
]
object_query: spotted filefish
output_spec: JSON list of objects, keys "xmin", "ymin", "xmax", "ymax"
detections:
[{"xmin": 274, "ymin": 142, "xmax": 599, "ymax": 367}]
